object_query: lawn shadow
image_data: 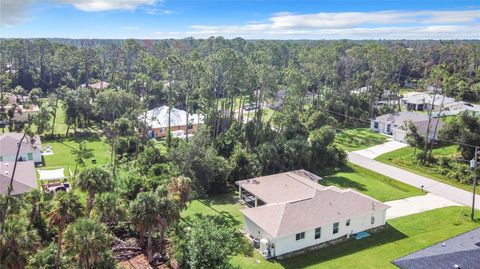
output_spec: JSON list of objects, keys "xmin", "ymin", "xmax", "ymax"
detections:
[
  {"xmin": 321, "ymin": 175, "xmax": 367, "ymax": 192},
  {"xmin": 276, "ymin": 224, "xmax": 408, "ymax": 268},
  {"xmin": 197, "ymin": 197, "xmax": 241, "ymax": 228}
]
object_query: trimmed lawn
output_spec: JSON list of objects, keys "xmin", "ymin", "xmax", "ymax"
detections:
[
  {"xmin": 335, "ymin": 128, "xmax": 389, "ymax": 152},
  {"xmin": 375, "ymin": 145, "xmax": 471, "ymax": 191},
  {"xmin": 182, "ymin": 196, "xmax": 480, "ymax": 269},
  {"xmin": 231, "ymin": 206, "xmax": 479, "ymax": 269},
  {"xmin": 322, "ymin": 163, "xmax": 424, "ymax": 202},
  {"xmin": 40, "ymin": 136, "xmax": 111, "ymax": 173}
]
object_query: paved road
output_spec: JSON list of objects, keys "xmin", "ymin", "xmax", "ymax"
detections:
[{"xmin": 348, "ymin": 152, "xmax": 480, "ymax": 210}]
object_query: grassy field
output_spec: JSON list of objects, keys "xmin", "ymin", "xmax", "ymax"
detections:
[
  {"xmin": 182, "ymin": 196, "xmax": 479, "ymax": 269},
  {"xmin": 322, "ymin": 163, "xmax": 424, "ymax": 202},
  {"xmin": 335, "ymin": 128, "xmax": 389, "ymax": 152},
  {"xmin": 374, "ymin": 145, "xmax": 471, "ymax": 191},
  {"xmin": 40, "ymin": 136, "xmax": 111, "ymax": 173}
]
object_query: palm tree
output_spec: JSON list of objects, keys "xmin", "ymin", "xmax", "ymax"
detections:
[
  {"xmin": 91, "ymin": 192, "xmax": 125, "ymax": 226},
  {"xmin": 48, "ymin": 192, "xmax": 83, "ymax": 269},
  {"xmin": 63, "ymin": 218, "xmax": 112, "ymax": 269},
  {"xmin": 71, "ymin": 141, "xmax": 94, "ymax": 176},
  {"xmin": 75, "ymin": 167, "xmax": 113, "ymax": 217},
  {"xmin": 129, "ymin": 191, "xmax": 158, "ymax": 261},
  {"xmin": 0, "ymin": 216, "xmax": 40, "ymax": 269},
  {"xmin": 168, "ymin": 176, "xmax": 192, "ymax": 210}
]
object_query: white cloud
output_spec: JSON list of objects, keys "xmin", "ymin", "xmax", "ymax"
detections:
[
  {"xmin": 0, "ymin": 0, "xmax": 36, "ymax": 27},
  {"xmin": 123, "ymin": 26, "xmax": 140, "ymax": 30},
  {"xmin": 59, "ymin": 0, "xmax": 157, "ymax": 12},
  {"xmin": 173, "ymin": 9, "xmax": 480, "ymax": 39}
]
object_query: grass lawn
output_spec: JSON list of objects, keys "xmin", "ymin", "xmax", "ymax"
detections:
[
  {"xmin": 231, "ymin": 206, "xmax": 479, "ymax": 269},
  {"xmin": 322, "ymin": 163, "xmax": 424, "ymax": 202},
  {"xmin": 182, "ymin": 195, "xmax": 480, "ymax": 269},
  {"xmin": 335, "ymin": 128, "xmax": 389, "ymax": 152},
  {"xmin": 374, "ymin": 145, "xmax": 471, "ymax": 191},
  {"xmin": 40, "ymin": 136, "xmax": 111, "ymax": 174}
]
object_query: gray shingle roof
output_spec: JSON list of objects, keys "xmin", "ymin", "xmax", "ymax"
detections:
[
  {"xmin": 0, "ymin": 133, "xmax": 42, "ymax": 156},
  {"xmin": 393, "ymin": 228, "xmax": 480, "ymax": 269},
  {"xmin": 0, "ymin": 161, "xmax": 38, "ymax": 195}
]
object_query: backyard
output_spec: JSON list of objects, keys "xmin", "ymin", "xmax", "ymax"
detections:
[
  {"xmin": 375, "ymin": 145, "xmax": 472, "ymax": 191},
  {"xmin": 335, "ymin": 128, "xmax": 389, "ymax": 152}
]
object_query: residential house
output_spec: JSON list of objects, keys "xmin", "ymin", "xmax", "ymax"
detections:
[
  {"xmin": 140, "ymin": 105, "xmax": 203, "ymax": 138},
  {"xmin": 80, "ymin": 80, "xmax": 110, "ymax": 91},
  {"xmin": 0, "ymin": 133, "xmax": 43, "ymax": 164},
  {"xmin": 393, "ymin": 228, "xmax": 480, "ymax": 269},
  {"xmin": 371, "ymin": 112, "xmax": 443, "ymax": 143},
  {"xmin": 0, "ymin": 161, "xmax": 38, "ymax": 195},
  {"xmin": 236, "ymin": 170, "xmax": 389, "ymax": 258},
  {"xmin": 400, "ymin": 93, "xmax": 455, "ymax": 111},
  {"xmin": 3, "ymin": 94, "xmax": 39, "ymax": 123},
  {"xmin": 262, "ymin": 88, "xmax": 314, "ymax": 109}
]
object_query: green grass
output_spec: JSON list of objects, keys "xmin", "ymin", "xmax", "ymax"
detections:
[
  {"xmin": 322, "ymin": 163, "xmax": 424, "ymax": 202},
  {"xmin": 40, "ymin": 136, "xmax": 111, "ymax": 174},
  {"xmin": 182, "ymin": 195, "xmax": 480, "ymax": 269},
  {"xmin": 335, "ymin": 128, "xmax": 389, "ymax": 152},
  {"xmin": 231, "ymin": 206, "xmax": 480, "ymax": 269},
  {"xmin": 374, "ymin": 145, "xmax": 471, "ymax": 191}
]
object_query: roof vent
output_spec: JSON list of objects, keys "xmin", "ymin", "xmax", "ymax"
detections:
[
  {"xmin": 5, "ymin": 163, "xmax": 8, "ymax": 166},
  {"xmin": 4, "ymin": 171, "xmax": 8, "ymax": 175},
  {"xmin": 453, "ymin": 264, "xmax": 461, "ymax": 269}
]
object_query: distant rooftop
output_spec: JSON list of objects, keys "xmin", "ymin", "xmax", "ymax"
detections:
[
  {"xmin": 0, "ymin": 161, "xmax": 38, "ymax": 195},
  {"xmin": 393, "ymin": 228, "xmax": 480, "ymax": 269}
]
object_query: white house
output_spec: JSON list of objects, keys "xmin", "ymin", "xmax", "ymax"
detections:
[
  {"xmin": 0, "ymin": 133, "xmax": 42, "ymax": 164},
  {"xmin": 400, "ymin": 93, "xmax": 456, "ymax": 111},
  {"xmin": 236, "ymin": 170, "xmax": 389, "ymax": 258},
  {"xmin": 371, "ymin": 112, "xmax": 443, "ymax": 143},
  {"xmin": 140, "ymin": 106, "xmax": 204, "ymax": 138}
]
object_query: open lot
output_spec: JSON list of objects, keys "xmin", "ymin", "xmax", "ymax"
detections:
[
  {"xmin": 335, "ymin": 128, "xmax": 389, "ymax": 152},
  {"xmin": 375, "ymin": 145, "xmax": 471, "ymax": 191}
]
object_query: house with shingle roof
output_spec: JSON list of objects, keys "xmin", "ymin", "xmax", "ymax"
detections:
[
  {"xmin": 393, "ymin": 228, "xmax": 480, "ymax": 269},
  {"xmin": 236, "ymin": 170, "xmax": 389, "ymax": 258},
  {"xmin": 0, "ymin": 161, "xmax": 38, "ymax": 195},
  {"xmin": 371, "ymin": 111, "xmax": 443, "ymax": 143},
  {"xmin": 0, "ymin": 133, "xmax": 42, "ymax": 164}
]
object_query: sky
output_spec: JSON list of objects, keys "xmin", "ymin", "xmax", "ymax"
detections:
[{"xmin": 0, "ymin": 0, "xmax": 479, "ymax": 40}]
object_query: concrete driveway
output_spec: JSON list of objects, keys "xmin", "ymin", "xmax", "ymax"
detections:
[
  {"xmin": 352, "ymin": 139, "xmax": 408, "ymax": 159},
  {"xmin": 385, "ymin": 193, "xmax": 461, "ymax": 220}
]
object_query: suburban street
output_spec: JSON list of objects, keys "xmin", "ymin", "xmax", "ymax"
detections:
[{"xmin": 348, "ymin": 152, "xmax": 480, "ymax": 210}]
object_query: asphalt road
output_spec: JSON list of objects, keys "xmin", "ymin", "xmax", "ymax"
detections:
[{"xmin": 348, "ymin": 152, "xmax": 480, "ymax": 211}]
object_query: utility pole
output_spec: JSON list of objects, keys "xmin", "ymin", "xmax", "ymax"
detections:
[
  {"xmin": 472, "ymin": 146, "xmax": 479, "ymax": 221},
  {"xmin": 0, "ymin": 133, "xmax": 27, "ymax": 233}
]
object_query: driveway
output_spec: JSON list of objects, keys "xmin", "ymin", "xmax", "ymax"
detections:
[
  {"xmin": 352, "ymin": 139, "xmax": 408, "ymax": 159},
  {"xmin": 348, "ymin": 152, "xmax": 480, "ymax": 210},
  {"xmin": 385, "ymin": 193, "xmax": 460, "ymax": 219}
]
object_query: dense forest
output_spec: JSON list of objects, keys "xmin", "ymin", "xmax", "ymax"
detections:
[{"xmin": 1, "ymin": 38, "xmax": 480, "ymax": 268}]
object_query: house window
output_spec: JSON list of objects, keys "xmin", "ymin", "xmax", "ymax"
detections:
[
  {"xmin": 386, "ymin": 124, "xmax": 391, "ymax": 133},
  {"xmin": 333, "ymin": 222, "xmax": 339, "ymax": 234},
  {"xmin": 314, "ymin": 227, "xmax": 321, "ymax": 239},
  {"xmin": 374, "ymin": 122, "xmax": 379, "ymax": 129},
  {"xmin": 295, "ymin": 232, "xmax": 305, "ymax": 241},
  {"xmin": 0, "ymin": 156, "xmax": 2, "ymax": 162},
  {"xmin": 160, "ymin": 128, "xmax": 165, "ymax": 133},
  {"xmin": 188, "ymin": 123, "xmax": 193, "ymax": 130},
  {"xmin": 27, "ymin": 153, "xmax": 33, "ymax": 161},
  {"xmin": 346, "ymin": 219, "xmax": 351, "ymax": 226}
]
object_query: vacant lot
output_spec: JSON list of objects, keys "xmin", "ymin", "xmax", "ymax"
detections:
[
  {"xmin": 375, "ymin": 145, "xmax": 471, "ymax": 191},
  {"xmin": 335, "ymin": 128, "xmax": 389, "ymax": 152}
]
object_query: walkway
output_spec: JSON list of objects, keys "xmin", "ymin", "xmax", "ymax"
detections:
[
  {"xmin": 348, "ymin": 152, "xmax": 480, "ymax": 210},
  {"xmin": 385, "ymin": 193, "xmax": 460, "ymax": 219},
  {"xmin": 352, "ymin": 139, "xmax": 408, "ymax": 159}
]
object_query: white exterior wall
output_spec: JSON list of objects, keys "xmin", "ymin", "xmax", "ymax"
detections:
[
  {"xmin": 371, "ymin": 120, "xmax": 392, "ymax": 135},
  {"xmin": 1, "ymin": 150, "xmax": 42, "ymax": 163},
  {"xmin": 246, "ymin": 209, "xmax": 387, "ymax": 257}
]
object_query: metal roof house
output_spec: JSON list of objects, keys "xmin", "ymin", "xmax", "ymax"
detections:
[
  {"xmin": 140, "ymin": 106, "xmax": 204, "ymax": 139},
  {"xmin": 236, "ymin": 170, "xmax": 389, "ymax": 258}
]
